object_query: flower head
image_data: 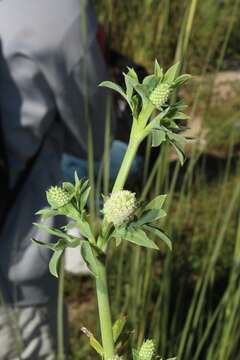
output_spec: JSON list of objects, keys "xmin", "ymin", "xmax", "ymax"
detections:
[
  {"xmin": 149, "ymin": 82, "xmax": 170, "ymax": 109},
  {"xmin": 46, "ymin": 186, "xmax": 72, "ymax": 209},
  {"xmin": 103, "ymin": 190, "xmax": 136, "ymax": 227},
  {"xmin": 139, "ymin": 339, "xmax": 155, "ymax": 360}
]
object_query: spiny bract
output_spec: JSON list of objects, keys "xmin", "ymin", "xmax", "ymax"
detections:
[
  {"xmin": 103, "ymin": 190, "xmax": 136, "ymax": 226},
  {"xmin": 139, "ymin": 339, "xmax": 155, "ymax": 360},
  {"xmin": 46, "ymin": 186, "xmax": 71, "ymax": 209},
  {"xmin": 149, "ymin": 82, "xmax": 170, "ymax": 108}
]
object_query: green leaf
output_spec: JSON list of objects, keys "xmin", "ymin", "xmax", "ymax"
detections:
[
  {"xmin": 80, "ymin": 186, "xmax": 91, "ymax": 211},
  {"xmin": 89, "ymin": 336, "xmax": 104, "ymax": 356},
  {"xmin": 173, "ymin": 73, "xmax": 192, "ymax": 87},
  {"xmin": 143, "ymin": 74, "xmax": 159, "ymax": 93},
  {"xmin": 62, "ymin": 182, "xmax": 75, "ymax": 194},
  {"xmin": 76, "ymin": 219, "xmax": 94, "ymax": 242},
  {"xmin": 32, "ymin": 237, "xmax": 65, "ymax": 251},
  {"xmin": 35, "ymin": 207, "xmax": 58, "ymax": 219},
  {"xmin": 151, "ymin": 129, "xmax": 166, "ymax": 147},
  {"xmin": 154, "ymin": 59, "xmax": 163, "ymax": 78},
  {"xmin": 99, "ymin": 81, "xmax": 130, "ymax": 105},
  {"xmin": 113, "ymin": 315, "xmax": 127, "ymax": 344},
  {"xmin": 132, "ymin": 349, "xmax": 139, "ymax": 360},
  {"xmin": 33, "ymin": 222, "xmax": 76, "ymax": 243},
  {"xmin": 49, "ymin": 249, "xmax": 63, "ymax": 277},
  {"xmin": 170, "ymin": 141, "xmax": 186, "ymax": 165},
  {"xmin": 144, "ymin": 225, "xmax": 172, "ymax": 251},
  {"xmin": 145, "ymin": 194, "xmax": 167, "ymax": 211},
  {"xmin": 164, "ymin": 62, "xmax": 181, "ymax": 83},
  {"xmin": 80, "ymin": 241, "xmax": 99, "ymax": 277},
  {"xmin": 135, "ymin": 208, "xmax": 166, "ymax": 225},
  {"xmin": 125, "ymin": 228, "xmax": 159, "ymax": 250}
]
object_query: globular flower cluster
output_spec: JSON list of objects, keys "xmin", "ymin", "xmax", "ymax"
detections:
[
  {"xmin": 139, "ymin": 339, "xmax": 155, "ymax": 360},
  {"xmin": 46, "ymin": 186, "xmax": 71, "ymax": 209},
  {"xmin": 103, "ymin": 190, "xmax": 136, "ymax": 227},
  {"xmin": 149, "ymin": 82, "xmax": 170, "ymax": 108}
]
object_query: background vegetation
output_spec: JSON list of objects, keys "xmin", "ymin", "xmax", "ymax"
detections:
[{"xmin": 67, "ymin": 0, "xmax": 240, "ymax": 359}]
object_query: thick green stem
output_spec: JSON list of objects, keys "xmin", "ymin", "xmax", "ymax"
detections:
[
  {"xmin": 57, "ymin": 254, "xmax": 65, "ymax": 360},
  {"xmin": 112, "ymin": 137, "xmax": 140, "ymax": 193},
  {"xmin": 96, "ymin": 260, "xmax": 115, "ymax": 359}
]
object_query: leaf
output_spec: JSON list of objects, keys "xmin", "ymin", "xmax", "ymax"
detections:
[
  {"xmin": 99, "ymin": 81, "xmax": 130, "ymax": 105},
  {"xmin": 89, "ymin": 336, "xmax": 104, "ymax": 356},
  {"xmin": 35, "ymin": 208, "xmax": 58, "ymax": 219},
  {"xmin": 80, "ymin": 186, "xmax": 91, "ymax": 211},
  {"xmin": 62, "ymin": 182, "xmax": 75, "ymax": 194},
  {"xmin": 144, "ymin": 225, "xmax": 172, "ymax": 251},
  {"xmin": 142, "ymin": 74, "xmax": 159, "ymax": 93},
  {"xmin": 32, "ymin": 237, "xmax": 66, "ymax": 251},
  {"xmin": 151, "ymin": 129, "xmax": 166, "ymax": 147},
  {"xmin": 113, "ymin": 315, "xmax": 127, "ymax": 344},
  {"xmin": 164, "ymin": 62, "xmax": 181, "ymax": 83},
  {"xmin": 124, "ymin": 71, "xmax": 139, "ymax": 103},
  {"xmin": 154, "ymin": 59, "xmax": 163, "ymax": 78},
  {"xmin": 145, "ymin": 194, "xmax": 167, "ymax": 211},
  {"xmin": 76, "ymin": 219, "xmax": 94, "ymax": 242},
  {"xmin": 80, "ymin": 241, "xmax": 99, "ymax": 277},
  {"xmin": 135, "ymin": 208, "xmax": 166, "ymax": 225},
  {"xmin": 33, "ymin": 222, "xmax": 76, "ymax": 243},
  {"xmin": 170, "ymin": 141, "xmax": 186, "ymax": 165},
  {"xmin": 125, "ymin": 228, "xmax": 159, "ymax": 250},
  {"xmin": 173, "ymin": 73, "xmax": 192, "ymax": 87},
  {"xmin": 49, "ymin": 249, "xmax": 63, "ymax": 277},
  {"xmin": 132, "ymin": 349, "xmax": 139, "ymax": 360}
]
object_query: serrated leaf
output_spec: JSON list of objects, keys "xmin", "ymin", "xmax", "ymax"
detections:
[
  {"xmin": 171, "ymin": 141, "xmax": 186, "ymax": 165},
  {"xmin": 132, "ymin": 349, "xmax": 139, "ymax": 360},
  {"xmin": 76, "ymin": 219, "xmax": 94, "ymax": 242},
  {"xmin": 151, "ymin": 129, "xmax": 166, "ymax": 147},
  {"xmin": 164, "ymin": 62, "xmax": 181, "ymax": 83},
  {"xmin": 145, "ymin": 194, "xmax": 167, "ymax": 211},
  {"xmin": 173, "ymin": 73, "xmax": 191, "ymax": 87},
  {"xmin": 144, "ymin": 225, "xmax": 172, "ymax": 250},
  {"xmin": 99, "ymin": 81, "xmax": 130, "ymax": 106},
  {"xmin": 154, "ymin": 59, "xmax": 163, "ymax": 78},
  {"xmin": 80, "ymin": 186, "xmax": 91, "ymax": 211},
  {"xmin": 125, "ymin": 228, "xmax": 159, "ymax": 250},
  {"xmin": 143, "ymin": 74, "xmax": 159, "ymax": 93},
  {"xmin": 89, "ymin": 336, "xmax": 104, "ymax": 356},
  {"xmin": 33, "ymin": 223, "xmax": 75, "ymax": 243},
  {"xmin": 135, "ymin": 208, "xmax": 166, "ymax": 225},
  {"xmin": 113, "ymin": 315, "xmax": 127, "ymax": 344},
  {"xmin": 49, "ymin": 249, "xmax": 63, "ymax": 277},
  {"xmin": 35, "ymin": 208, "xmax": 58, "ymax": 219},
  {"xmin": 81, "ymin": 241, "xmax": 99, "ymax": 277},
  {"xmin": 32, "ymin": 237, "xmax": 65, "ymax": 251}
]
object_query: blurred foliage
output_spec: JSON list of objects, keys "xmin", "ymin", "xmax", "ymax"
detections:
[{"xmin": 93, "ymin": 0, "xmax": 240, "ymax": 73}]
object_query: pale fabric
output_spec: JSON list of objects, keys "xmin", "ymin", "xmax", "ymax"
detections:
[
  {"xmin": 0, "ymin": 306, "xmax": 56, "ymax": 360},
  {"xmin": 0, "ymin": 0, "xmax": 108, "ymax": 306}
]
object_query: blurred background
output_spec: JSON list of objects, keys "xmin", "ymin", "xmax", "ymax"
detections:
[{"xmin": 65, "ymin": 0, "xmax": 240, "ymax": 359}]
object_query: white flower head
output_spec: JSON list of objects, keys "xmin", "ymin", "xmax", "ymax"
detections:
[
  {"xmin": 139, "ymin": 339, "xmax": 155, "ymax": 360},
  {"xmin": 46, "ymin": 186, "xmax": 71, "ymax": 209},
  {"xmin": 103, "ymin": 190, "xmax": 136, "ymax": 227}
]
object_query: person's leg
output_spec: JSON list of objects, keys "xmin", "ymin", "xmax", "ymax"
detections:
[{"xmin": 0, "ymin": 304, "xmax": 57, "ymax": 360}]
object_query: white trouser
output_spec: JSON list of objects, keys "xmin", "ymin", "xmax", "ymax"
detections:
[{"xmin": 0, "ymin": 306, "xmax": 55, "ymax": 360}]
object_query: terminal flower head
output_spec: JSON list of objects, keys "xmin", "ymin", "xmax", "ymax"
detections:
[
  {"xmin": 139, "ymin": 339, "xmax": 155, "ymax": 360},
  {"xmin": 103, "ymin": 190, "xmax": 136, "ymax": 227},
  {"xmin": 46, "ymin": 186, "xmax": 72, "ymax": 209},
  {"xmin": 149, "ymin": 82, "xmax": 170, "ymax": 108}
]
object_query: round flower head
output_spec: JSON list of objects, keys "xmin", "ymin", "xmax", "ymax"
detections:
[
  {"xmin": 139, "ymin": 339, "xmax": 155, "ymax": 360},
  {"xmin": 103, "ymin": 190, "xmax": 136, "ymax": 227},
  {"xmin": 47, "ymin": 186, "xmax": 72, "ymax": 209},
  {"xmin": 149, "ymin": 82, "xmax": 170, "ymax": 108}
]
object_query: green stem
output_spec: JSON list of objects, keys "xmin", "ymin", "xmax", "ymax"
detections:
[
  {"xmin": 112, "ymin": 137, "xmax": 140, "ymax": 193},
  {"xmin": 57, "ymin": 254, "xmax": 65, "ymax": 360},
  {"xmin": 96, "ymin": 259, "xmax": 115, "ymax": 359}
]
